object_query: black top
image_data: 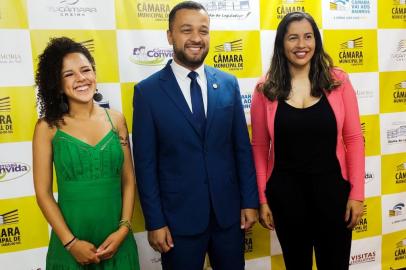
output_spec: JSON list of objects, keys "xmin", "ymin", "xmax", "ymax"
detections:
[{"xmin": 273, "ymin": 94, "xmax": 340, "ymax": 173}]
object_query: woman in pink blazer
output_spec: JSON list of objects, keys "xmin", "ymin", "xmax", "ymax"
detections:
[{"xmin": 251, "ymin": 12, "xmax": 365, "ymax": 269}]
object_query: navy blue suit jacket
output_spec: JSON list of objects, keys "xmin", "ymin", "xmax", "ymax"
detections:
[{"xmin": 132, "ymin": 61, "xmax": 258, "ymax": 236}]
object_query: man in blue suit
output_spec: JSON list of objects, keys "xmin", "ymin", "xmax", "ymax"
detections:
[{"xmin": 132, "ymin": 1, "xmax": 258, "ymax": 269}]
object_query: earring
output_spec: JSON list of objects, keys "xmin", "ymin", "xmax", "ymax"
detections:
[
  {"xmin": 93, "ymin": 89, "xmax": 103, "ymax": 102},
  {"xmin": 59, "ymin": 94, "xmax": 68, "ymax": 113}
]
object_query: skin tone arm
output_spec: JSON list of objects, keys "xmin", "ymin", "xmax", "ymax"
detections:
[
  {"xmin": 345, "ymin": 200, "xmax": 363, "ymax": 229},
  {"xmin": 96, "ymin": 112, "xmax": 136, "ymax": 260},
  {"xmin": 33, "ymin": 120, "xmax": 100, "ymax": 265},
  {"xmin": 241, "ymin": 209, "xmax": 258, "ymax": 231},
  {"xmin": 259, "ymin": 203, "xmax": 275, "ymax": 230},
  {"xmin": 148, "ymin": 226, "xmax": 174, "ymax": 253}
]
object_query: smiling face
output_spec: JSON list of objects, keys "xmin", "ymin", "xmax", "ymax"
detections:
[
  {"xmin": 167, "ymin": 8, "xmax": 210, "ymax": 70},
  {"xmin": 60, "ymin": 52, "xmax": 96, "ymax": 105},
  {"xmin": 283, "ymin": 19, "xmax": 315, "ymax": 70}
]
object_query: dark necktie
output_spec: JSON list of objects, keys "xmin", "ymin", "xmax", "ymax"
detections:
[{"xmin": 188, "ymin": 71, "xmax": 206, "ymax": 135}]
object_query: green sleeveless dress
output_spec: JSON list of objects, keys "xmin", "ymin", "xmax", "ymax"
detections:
[{"xmin": 47, "ymin": 110, "xmax": 140, "ymax": 270}]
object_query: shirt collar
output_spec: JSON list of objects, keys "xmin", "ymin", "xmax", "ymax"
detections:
[{"xmin": 170, "ymin": 59, "xmax": 205, "ymax": 81}]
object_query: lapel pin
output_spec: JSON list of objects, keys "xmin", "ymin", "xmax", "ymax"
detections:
[{"xmin": 213, "ymin": 83, "xmax": 218, "ymax": 89}]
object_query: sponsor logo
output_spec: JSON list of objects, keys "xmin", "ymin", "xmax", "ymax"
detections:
[
  {"xmin": 354, "ymin": 205, "xmax": 368, "ymax": 233},
  {"xmin": 398, "ymin": 40, "xmax": 406, "ymax": 53},
  {"xmin": 330, "ymin": 0, "xmax": 371, "ymax": 21},
  {"xmin": 394, "ymin": 238, "xmax": 406, "ymax": 261},
  {"xmin": 0, "ymin": 162, "xmax": 31, "ymax": 182},
  {"xmin": 365, "ymin": 171, "xmax": 374, "ymax": 183},
  {"xmin": 0, "ymin": 97, "xmax": 13, "ymax": 135},
  {"xmin": 202, "ymin": 0, "xmax": 251, "ymax": 11},
  {"xmin": 0, "ymin": 210, "xmax": 18, "ymax": 226},
  {"xmin": 275, "ymin": 0, "xmax": 305, "ymax": 20},
  {"xmin": 60, "ymin": 0, "xmax": 79, "ymax": 4},
  {"xmin": 0, "ymin": 96, "xmax": 11, "ymax": 113},
  {"xmin": 241, "ymin": 93, "xmax": 251, "ymax": 110},
  {"xmin": 79, "ymin": 39, "xmax": 94, "ymax": 53},
  {"xmin": 0, "ymin": 53, "xmax": 22, "ymax": 64},
  {"xmin": 48, "ymin": 0, "xmax": 97, "ymax": 17},
  {"xmin": 215, "ymin": 39, "xmax": 243, "ymax": 52},
  {"xmin": 130, "ymin": 46, "xmax": 173, "ymax": 66},
  {"xmin": 389, "ymin": 202, "xmax": 406, "ymax": 225},
  {"xmin": 387, "ymin": 124, "xmax": 406, "ymax": 143},
  {"xmin": 392, "ymin": 0, "xmax": 406, "ymax": 20},
  {"xmin": 392, "ymin": 81, "xmax": 406, "ymax": 104},
  {"xmin": 361, "ymin": 122, "xmax": 366, "ymax": 145},
  {"xmin": 199, "ymin": 0, "xmax": 252, "ymax": 20},
  {"xmin": 391, "ymin": 40, "xmax": 406, "ymax": 63},
  {"xmin": 0, "ymin": 209, "xmax": 21, "ymax": 247},
  {"xmin": 355, "ymin": 88, "xmax": 374, "ymax": 99},
  {"xmin": 213, "ymin": 39, "xmax": 244, "ymax": 70},
  {"xmin": 341, "ymin": 37, "xmax": 363, "ymax": 49},
  {"xmin": 349, "ymin": 250, "xmax": 376, "ymax": 265},
  {"xmin": 395, "ymin": 163, "xmax": 406, "ymax": 184},
  {"xmin": 330, "ymin": 0, "xmax": 350, "ymax": 11},
  {"xmin": 244, "ymin": 228, "xmax": 253, "ymax": 253},
  {"xmin": 334, "ymin": 0, "xmax": 371, "ymax": 13},
  {"xmin": 136, "ymin": 1, "xmax": 171, "ymax": 21},
  {"xmin": 390, "ymin": 202, "xmax": 405, "ymax": 217},
  {"xmin": 339, "ymin": 37, "xmax": 364, "ymax": 66}
]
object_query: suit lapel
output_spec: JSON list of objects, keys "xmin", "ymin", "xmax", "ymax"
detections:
[
  {"xmin": 160, "ymin": 61, "xmax": 202, "ymax": 138},
  {"xmin": 205, "ymin": 66, "xmax": 219, "ymax": 138}
]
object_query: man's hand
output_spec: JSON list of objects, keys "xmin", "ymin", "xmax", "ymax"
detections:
[
  {"xmin": 240, "ymin": 208, "xmax": 258, "ymax": 231},
  {"xmin": 259, "ymin": 203, "xmax": 274, "ymax": 230},
  {"xmin": 345, "ymin": 199, "xmax": 364, "ymax": 229},
  {"xmin": 148, "ymin": 226, "xmax": 174, "ymax": 253}
]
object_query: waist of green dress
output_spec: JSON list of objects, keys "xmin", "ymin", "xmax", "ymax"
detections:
[{"xmin": 57, "ymin": 177, "xmax": 121, "ymax": 201}]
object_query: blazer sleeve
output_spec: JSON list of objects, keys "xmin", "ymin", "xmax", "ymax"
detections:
[
  {"xmin": 231, "ymin": 76, "xmax": 259, "ymax": 209},
  {"xmin": 340, "ymin": 72, "xmax": 365, "ymax": 201},
  {"xmin": 132, "ymin": 83, "xmax": 167, "ymax": 230},
  {"xmin": 250, "ymin": 80, "xmax": 271, "ymax": 204}
]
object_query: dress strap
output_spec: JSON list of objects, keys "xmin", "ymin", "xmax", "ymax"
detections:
[{"xmin": 104, "ymin": 109, "xmax": 115, "ymax": 130}]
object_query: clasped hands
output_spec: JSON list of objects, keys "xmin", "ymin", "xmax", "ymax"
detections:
[{"xmin": 69, "ymin": 227, "xmax": 129, "ymax": 265}]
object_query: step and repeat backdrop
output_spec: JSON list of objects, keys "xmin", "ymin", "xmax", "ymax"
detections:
[{"xmin": 0, "ymin": 0, "xmax": 405, "ymax": 269}]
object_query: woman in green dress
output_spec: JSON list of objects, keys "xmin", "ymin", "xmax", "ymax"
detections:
[{"xmin": 33, "ymin": 37, "xmax": 140, "ymax": 269}]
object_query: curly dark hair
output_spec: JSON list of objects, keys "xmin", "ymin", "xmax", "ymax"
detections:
[
  {"xmin": 260, "ymin": 12, "xmax": 340, "ymax": 101},
  {"xmin": 35, "ymin": 36, "xmax": 95, "ymax": 127}
]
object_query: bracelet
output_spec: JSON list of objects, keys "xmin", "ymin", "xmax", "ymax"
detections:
[
  {"xmin": 119, "ymin": 219, "xmax": 133, "ymax": 232},
  {"xmin": 63, "ymin": 236, "xmax": 76, "ymax": 248},
  {"xmin": 65, "ymin": 238, "xmax": 78, "ymax": 251}
]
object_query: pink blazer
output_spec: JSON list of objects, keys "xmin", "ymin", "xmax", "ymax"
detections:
[{"xmin": 251, "ymin": 68, "xmax": 365, "ymax": 204}]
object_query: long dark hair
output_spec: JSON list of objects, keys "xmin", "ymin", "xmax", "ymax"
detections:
[
  {"xmin": 35, "ymin": 37, "xmax": 95, "ymax": 127},
  {"xmin": 260, "ymin": 12, "xmax": 340, "ymax": 101}
]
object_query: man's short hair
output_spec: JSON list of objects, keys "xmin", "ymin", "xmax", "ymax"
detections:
[{"xmin": 168, "ymin": 1, "xmax": 207, "ymax": 30}]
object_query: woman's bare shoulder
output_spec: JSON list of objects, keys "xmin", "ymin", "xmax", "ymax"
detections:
[{"xmin": 34, "ymin": 118, "xmax": 57, "ymax": 141}]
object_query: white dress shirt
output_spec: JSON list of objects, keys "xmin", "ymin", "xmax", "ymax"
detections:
[{"xmin": 170, "ymin": 60, "xmax": 208, "ymax": 115}]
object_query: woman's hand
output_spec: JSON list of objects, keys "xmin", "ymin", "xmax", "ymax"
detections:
[
  {"xmin": 96, "ymin": 228, "xmax": 128, "ymax": 260},
  {"xmin": 69, "ymin": 240, "xmax": 100, "ymax": 265},
  {"xmin": 259, "ymin": 203, "xmax": 275, "ymax": 230},
  {"xmin": 345, "ymin": 199, "xmax": 364, "ymax": 229}
]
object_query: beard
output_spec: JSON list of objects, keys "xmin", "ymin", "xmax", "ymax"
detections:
[{"xmin": 172, "ymin": 42, "xmax": 209, "ymax": 70}]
